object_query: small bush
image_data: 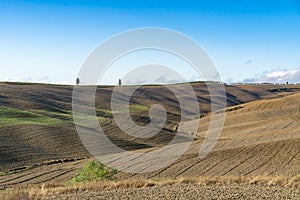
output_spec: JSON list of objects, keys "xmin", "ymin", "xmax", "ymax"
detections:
[
  {"xmin": 71, "ymin": 161, "xmax": 117, "ymax": 183},
  {"xmin": 194, "ymin": 114, "xmax": 206, "ymax": 119},
  {"xmin": 226, "ymin": 106, "xmax": 243, "ymax": 112}
]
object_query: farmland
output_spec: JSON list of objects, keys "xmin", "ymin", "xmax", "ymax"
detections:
[{"xmin": 1, "ymin": 82, "xmax": 300, "ymax": 199}]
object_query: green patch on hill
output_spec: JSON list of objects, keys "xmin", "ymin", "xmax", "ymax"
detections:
[
  {"xmin": 0, "ymin": 106, "xmax": 64, "ymax": 126},
  {"xmin": 96, "ymin": 109, "xmax": 112, "ymax": 118},
  {"xmin": 98, "ymin": 116, "xmax": 106, "ymax": 123},
  {"xmin": 96, "ymin": 104, "xmax": 148, "ymax": 117},
  {"xmin": 0, "ymin": 103, "xmax": 148, "ymax": 127},
  {"xmin": 129, "ymin": 104, "xmax": 149, "ymax": 113}
]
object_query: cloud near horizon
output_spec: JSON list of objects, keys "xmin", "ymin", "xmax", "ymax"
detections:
[
  {"xmin": 242, "ymin": 68, "xmax": 300, "ymax": 84},
  {"xmin": 2, "ymin": 76, "xmax": 71, "ymax": 85},
  {"xmin": 3, "ymin": 68, "xmax": 300, "ymax": 85}
]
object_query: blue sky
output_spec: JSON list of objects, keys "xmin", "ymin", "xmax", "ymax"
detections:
[{"xmin": 1, "ymin": 0, "xmax": 300, "ymax": 84}]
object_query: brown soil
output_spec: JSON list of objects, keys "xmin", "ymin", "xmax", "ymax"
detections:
[{"xmin": 46, "ymin": 183, "xmax": 300, "ymax": 200}]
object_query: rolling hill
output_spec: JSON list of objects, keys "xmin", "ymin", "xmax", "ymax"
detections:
[{"xmin": 0, "ymin": 82, "xmax": 300, "ymax": 189}]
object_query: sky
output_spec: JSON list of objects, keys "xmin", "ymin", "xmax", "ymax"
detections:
[{"xmin": 0, "ymin": 0, "xmax": 300, "ymax": 85}]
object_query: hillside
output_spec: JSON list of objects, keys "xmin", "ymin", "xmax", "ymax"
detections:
[
  {"xmin": 123, "ymin": 92, "xmax": 300, "ymax": 179},
  {"xmin": 0, "ymin": 82, "xmax": 300, "ymax": 189}
]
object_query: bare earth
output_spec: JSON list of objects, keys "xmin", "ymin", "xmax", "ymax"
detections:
[{"xmin": 46, "ymin": 183, "xmax": 300, "ymax": 200}]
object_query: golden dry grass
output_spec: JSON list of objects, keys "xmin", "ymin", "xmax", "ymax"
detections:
[{"xmin": 1, "ymin": 175, "xmax": 300, "ymax": 200}]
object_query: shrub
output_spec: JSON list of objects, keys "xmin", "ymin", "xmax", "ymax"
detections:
[
  {"xmin": 194, "ymin": 113, "xmax": 206, "ymax": 119},
  {"xmin": 226, "ymin": 106, "xmax": 243, "ymax": 112},
  {"xmin": 71, "ymin": 161, "xmax": 117, "ymax": 183}
]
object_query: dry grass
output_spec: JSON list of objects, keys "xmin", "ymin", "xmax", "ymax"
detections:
[{"xmin": 1, "ymin": 175, "xmax": 299, "ymax": 200}]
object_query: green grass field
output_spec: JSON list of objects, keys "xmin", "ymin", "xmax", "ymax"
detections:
[
  {"xmin": 0, "ymin": 106, "xmax": 63, "ymax": 126},
  {"xmin": 0, "ymin": 103, "xmax": 148, "ymax": 127},
  {"xmin": 96, "ymin": 104, "xmax": 148, "ymax": 118},
  {"xmin": 129, "ymin": 104, "xmax": 149, "ymax": 113}
]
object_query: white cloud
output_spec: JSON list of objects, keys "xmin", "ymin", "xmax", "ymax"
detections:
[
  {"xmin": 242, "ymin": 68, "xmax": 300, "ymax": 83},
  {"xmin": 2, "ymin": 76, "xmax": 72, "ymax": 85}
]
